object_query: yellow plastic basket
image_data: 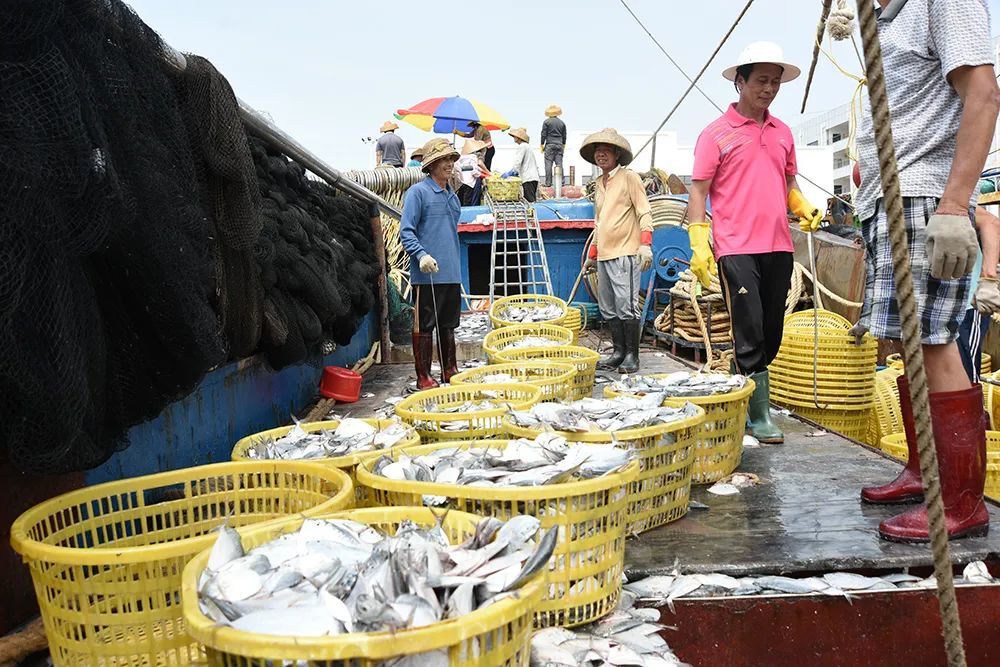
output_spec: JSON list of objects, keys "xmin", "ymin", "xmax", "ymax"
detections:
[
  {"xmin": 793, "ymin": 405, "xmax": 871, "ymax": 441},
  {"xmin": 181, "ymin": 507, "xmax": 544, "ymax": 667},
  {"xmin": 10, "ymin": 462, "xmax": 354, "ymax": 667},
  {"xmin": 983, "ymin": 353, "xmax": 993, "ymax": 375},
  {"xmin": 230, "ymin": 419, "xmax": 419, "ymax": 505},
  {"xmin": 869, "ymin": 366, "xmax": 905, "ymax": 447},
  {"xmin": 450, "ymin": 362, "xmax": 577, "ymax": 403},
  {"xmin": 489, "ymin": 294, "xmax": 568, "ymax": 328},
  {"xmin": 784, "ymin": 309, "xmax": 853, "ymax": 330},
  {"xmin": 604, "ymin": 377, "xmax": 755, "ymax": 485},
  {"xmin": 505, "ymin": 407, "xmax": 705, "ymax": 534},
  {"xmin": 395, "ymin": 383, "xmax": 542, "ymax": 441},
  {"xmin": 486, "ymin": 175, "xmax": 523, "ymax": 201},
  {"xmin": 482, "ymin": 323, "xmax": 574, "ymax": 363},
  {"xmin": 880, "ymin": 432, "xmax": 1000, "ymax": 501},
  {"xmin": 356, "ymin": 441, "xmax": 637, "ymax": 628},
  {"xmin": 495, "ymin": 345, "xmax": 600, "ymax": 400}
]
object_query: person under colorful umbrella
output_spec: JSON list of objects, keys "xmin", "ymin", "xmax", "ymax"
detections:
[{"xmin": 400, "ymin": 139, "xmax": 463, "ymax": 389}]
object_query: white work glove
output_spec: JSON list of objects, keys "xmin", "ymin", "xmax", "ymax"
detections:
[
  {"xmin": 419, "ymin": 254, "xmax": 439, "ymax": 274},
  {"xmin": 925, "ymin": 213, "xmax": 979, "ymax": 280},
  {"xmin": 637, "ymin": 245, "xmax": 653, "ymax": 272},
  {"xmin": 974, "ymin": 276, "xmax": 1000, "ymax": 315},
  {"xmin": 583, "ymin": 258, "xmax": 597, "ymax": 273}
]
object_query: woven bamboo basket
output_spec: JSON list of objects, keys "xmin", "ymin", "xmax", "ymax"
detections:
[
  {"xmin": 10, "ymin": 462, "xmax": 354, "ymax": 667},
  {"xmin": 504, "ymin": 406, "xmax": 706, "ymax": 534},
  {"xmin": 181, "ymin": 507, "xmax": 544, "ymax": 667},
  {"xmin": 495, "ymin": 345, "xmax": 600, "ymax": 400},
  {"xmin": 482, "ymin": 323, "xmax": 574, "ymax": 363},
  {"xmin": 450, "ymin": 361, "xmax": 577, "ymax": 402},
  {"xmin": 395, "ymin": 383, "xmax": 542, "ymax": 441},
  {"xmin": 356, "ymin": 441, "xmax": 637, "ymax": 628},
  {"xmin": 603, "ymin": 376, "xmax": 755, "ymax": 484}
]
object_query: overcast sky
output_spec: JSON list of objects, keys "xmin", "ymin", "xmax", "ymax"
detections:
[{"xmin": 127, "ymin": 0, "xmax": 1000, "ymax": 168}]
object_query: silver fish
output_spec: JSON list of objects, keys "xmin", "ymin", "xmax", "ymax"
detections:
[{"xmin": 610, "ymin": 371, "xmax": 748, "ymax": 399}]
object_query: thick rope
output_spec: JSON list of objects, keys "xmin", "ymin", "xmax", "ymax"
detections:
[{"xmin": 856, "ymin": 3, "xmax": 966, "ymax": 666}]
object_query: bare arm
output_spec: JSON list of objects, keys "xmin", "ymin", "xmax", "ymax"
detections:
[
  {"xmin": 786, "ymin": 174, "xmax": 802, "ymax": 195},
  {"xmin": 938, "ymin": 65, "xmax": 1000, "ymax": 215},
  {"xmin": 976, "ymin": 206, "xmax": 1000, "ymax": 279},
  {"xmin": 688, "ymin": 179, "xmax": 712, "ymax": 223},
  {"xmin": 375, "ymin": 150, "xmax": 383, "ymax": 166}
]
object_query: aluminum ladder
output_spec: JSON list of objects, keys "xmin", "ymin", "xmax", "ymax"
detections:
[{"xmin": 486, "ymin": 194, "xmax": 553, "ymax": 299}]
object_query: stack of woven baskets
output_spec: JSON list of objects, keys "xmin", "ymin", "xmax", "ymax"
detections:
[{"xmin": 770, "ymin": 309, "xmax": 877, "ymax": 440}]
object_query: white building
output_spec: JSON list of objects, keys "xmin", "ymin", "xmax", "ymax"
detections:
[
  {"xmin": 792, "ymin": 102, "xmax": 853, "ymax": 197},
  {"xmin": 489, "ymin": 128, "xmax": 834, "ymax": 208}
]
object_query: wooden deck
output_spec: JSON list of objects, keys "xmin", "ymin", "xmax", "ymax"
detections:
[{"xmin": 345, "ymin": 330, "xmax": 1000, "ymax": 577}]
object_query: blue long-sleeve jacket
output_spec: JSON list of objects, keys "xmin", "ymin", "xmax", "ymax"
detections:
[{"xmin": 399, "ymin": 177, "xmax": 462, "ymax": 285}]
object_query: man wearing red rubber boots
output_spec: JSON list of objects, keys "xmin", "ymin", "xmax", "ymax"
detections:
[
  {"xmin": 400, "ymin": 138, "xmax": 463, "ymax": 388},
  {"xmin": 687, "ymin": 41, "xmax": 822, "ymax": 444},
  {"xmin": 856, "ymin": 0, "xmax": 998, "ymax": 542}
]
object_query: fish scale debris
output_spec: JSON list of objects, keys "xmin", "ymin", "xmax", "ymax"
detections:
[
  {"xmin": 623, "ymin": 561, "xmax": 998, "ymax": 600},
  {"xmin": 370, "ymin": 434, "xmax": 632, "ymax": 498},
  {"xmin": 498, "ymin": 303, "xmax": 564, "ymax": 324},
  {"xmin": 610, "ymin": 371, "xmax": 748, "ymax": 398},
  {"xmin": 530, "ymin": 592, "xmax": 688, "ymax": 666},
  {"xmin": 245, "ymin": 418, "xmax": 413, "ymax": 460},
  {"xmin": 197, "ymin": 514, "xmax": 556, "ymax": 640},
  {"xmin": 508, "ymin": 394, "xmax": 700, "ymax": 433}
]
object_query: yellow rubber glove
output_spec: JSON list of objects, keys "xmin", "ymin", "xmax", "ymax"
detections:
[
  {"xmin": 788, "ymin": 189, "xmax": 822, "ymax": 232},
  {"xmin": 687, "ymin": 222, "xmax": 716, "ymax": 288}
]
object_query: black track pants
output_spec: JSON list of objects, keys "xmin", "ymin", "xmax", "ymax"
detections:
[{"xmin": 719, "ymin": 252, "xmax": 794, "ymax": 375}]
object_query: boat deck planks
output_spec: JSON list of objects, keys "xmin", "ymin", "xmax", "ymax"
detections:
[{"xmin": 343, "ymin": 338, "xmax": 1000, "ymax": 577}]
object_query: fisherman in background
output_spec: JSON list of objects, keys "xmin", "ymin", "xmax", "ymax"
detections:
[
  {"xmin": 454, "ymin": 139, "xmax": 489, "ymax": 207},
  {"xmin": 687, "ymin": 42, "xmax": 822, "ymax": 445},
  {"xmin": 400, "ymin": 139, "xmax": 463, "ymax": 388},
  {"xmin": 470, "ymin": 122, "xmax": 495, "ymax": 171},
  {"xmin": 505, "ymin": 127, "xmax": 540, "ymax": 202},
  {"xmin": 958, "ymin": 207, "xmax": 1000, "ymax": 383},
  {"xmin": 540, "ymin": 104, "xmax": 567, "ymax": 188},
  {"xmin": 375, "ymin": 121, "xmax": 405, "ymax": 168},
  {"xmin": 406, "ymin": 146, "xmax": 424, "ymax": 168},
  {"xmin": 581, "ymin": 128, "xmax": 654, "ymax": 374},
  {"xmin": 854, "ymin": 0, "xmax": 998, "ymax": 542}
]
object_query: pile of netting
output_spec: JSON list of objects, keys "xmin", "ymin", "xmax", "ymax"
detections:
[
  {"xmin": 0, "ymin": 0, "xmax": 378, "ymax": 473},
  {"xmin": 251, "ymin": 137, "xmax": 378, "ymax": 369}
]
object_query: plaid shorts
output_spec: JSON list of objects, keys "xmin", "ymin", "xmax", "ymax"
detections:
[{"xmin": 859, "ymin": 197, "xmax": 972, "ymax": 345}]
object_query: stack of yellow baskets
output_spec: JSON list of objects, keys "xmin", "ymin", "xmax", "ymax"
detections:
[
  {"xmin": 230, "ymin": 418, "xmax": 419, "ymax": 505},
  {"xmin": 866, "ymin": 363, "xmax": 905, "ymax": 448},
  {"xmin": 489, "ymin": 294, "xmax": 568, "ymax": 328},
  {"xmin": 485, "ymin": 174, "xmax": 523, "ymax": 201},
  {"xmin": 355, "ymin": 442, "xmax": 638, "ymax": 628},
  {"xmin": 604, "ymin": 375, "xmax": 755, "ymax": 484},
  {"xmin": 562, "ymin": 305, "xmax": 584, "ymax": 343},
  {"xmin": 482, "ymin": 322, "xmax": 574, "ymax": 363},
  {"xmin": 10, "ymin": 462, "xmax": 354, "ymax": 667},
  {"xmin": 880, "ymin": 432, "xmax": 1000, "ymax": 502},
  {"xmin": 770, "ymin": 309, "xmax": 877, "ymax": 441},
  {"xmin": 181, "ymin": 507, "xmax": 545, "ymax": 667},
  {"xmin": 450, "ymin": 361, "xmax": 577, "ymax": 402},
  {"xmin": 505, "ymin": 407, "xmax": 706, "ymax": 534}
]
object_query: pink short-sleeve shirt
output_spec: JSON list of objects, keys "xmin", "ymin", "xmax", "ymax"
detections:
[{"xmin": 692, "ymin": 104, "xmax": 797, "ymax": 259}]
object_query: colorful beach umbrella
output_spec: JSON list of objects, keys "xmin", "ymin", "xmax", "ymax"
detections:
[{"xmin": 395, "ymin": 96, "xmax": 510, "ymax": 136}]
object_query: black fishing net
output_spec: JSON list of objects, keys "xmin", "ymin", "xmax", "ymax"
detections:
[
  {"xmin": 0, "ymin": 0, "xmax": 226, "ymax": 473},
  {"xmin": 250, "ymin": 137, "xmax": 378, "ymax": 370},
  {"xmin": 0, "ymin": 0, "xmax": 378, "ymax": 473}
]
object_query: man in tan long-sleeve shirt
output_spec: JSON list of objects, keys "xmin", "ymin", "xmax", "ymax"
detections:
[{"xmin": 581, "ymin": 128, "xmax": 653, "ymax": 373}]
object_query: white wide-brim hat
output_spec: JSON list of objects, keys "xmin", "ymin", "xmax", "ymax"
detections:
[{"xmin": 723, "ymin": 41, "xmax": 801, "ymax": 83}]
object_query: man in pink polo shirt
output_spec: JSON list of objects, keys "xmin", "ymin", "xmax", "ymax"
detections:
[{"xmin": 687, "ymin": 42, "xmax": 823, "ymax": 444}]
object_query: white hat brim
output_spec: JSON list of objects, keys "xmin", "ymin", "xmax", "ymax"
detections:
[{"xmin": 723, "ymin": 61, "xmax": 801, "ymax": 83}]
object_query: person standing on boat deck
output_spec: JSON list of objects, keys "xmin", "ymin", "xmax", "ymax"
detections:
[
  {"xmin": 375, "ymin": 121, "xmax": 405, "ymax": 168},
  {"xmin": 455, "ymin": 139, "xmax": 489, "ymax": 207},
  {"xmin": 506, "ymin": 127, "xmax": 540, "ymax": 202},
  {"xmin": 687, "ymin": 42, "xmax": 822, "ymax": 445},
  {"xmin": 400, "ymin": 138, "xmax": 463, "ymax": 389},
  {"xmin": 540, "ymin": 105, "xmax": 567, "ymax": 188},
  {"xmin": 470, "ymin": 122, "xmax": 495, "ymax": 171},
  {"xmin": 581, "ymin": 128, "xmax": 654, "ymax": 374},
  {"xmin": 406, "ymin": 146, "xmax": 424, "ymax": 168},
  {"xmin": 854, "ymin": 0, "xmax": 999, "ymax": 543}
]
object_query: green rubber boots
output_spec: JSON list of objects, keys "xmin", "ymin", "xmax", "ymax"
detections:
[{"xmin": 747, "ymin": 370, "xmax": 783, "ymax": 444}]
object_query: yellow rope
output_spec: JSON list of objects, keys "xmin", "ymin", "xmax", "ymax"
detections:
[{"xmin": 816, "ymin": 35, "xmax": 866, "ymax": 163}]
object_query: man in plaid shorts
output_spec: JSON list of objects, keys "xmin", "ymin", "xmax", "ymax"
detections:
[{"xmin": 854, "ymin": 0, "xmax": 999, "ymax": 542}]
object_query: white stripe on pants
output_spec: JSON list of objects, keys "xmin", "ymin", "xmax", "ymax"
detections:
[{"xmin": 596, "ymin": 255, "xmax": 640, "ymax": 320}]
